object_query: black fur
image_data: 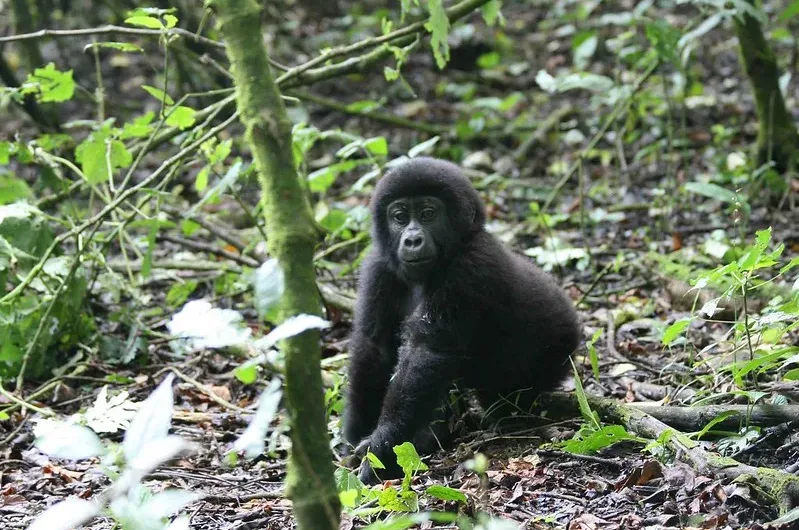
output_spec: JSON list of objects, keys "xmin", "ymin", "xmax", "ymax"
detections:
[{"xmin": 344, "ymin": 157, "xmax": 580, "ymax": 483}]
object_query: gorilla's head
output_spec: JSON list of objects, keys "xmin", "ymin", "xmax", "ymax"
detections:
[{"xmin": 370, "ymin": 158, "xmax": 486, "ymax": 282}]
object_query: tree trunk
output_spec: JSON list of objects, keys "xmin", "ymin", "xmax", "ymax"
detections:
[
  {"xmin": 214, "ymin": 2, "xmax": 341, "ymax": 529},
  {"xmin": 733, "ymin": 1, "xmax": 799, "ymax": 171}
]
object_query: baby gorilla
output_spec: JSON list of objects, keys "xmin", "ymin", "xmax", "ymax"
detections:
[{"xmin": 344, "ymin": 157, "xmax": 580, "ymax": 483}]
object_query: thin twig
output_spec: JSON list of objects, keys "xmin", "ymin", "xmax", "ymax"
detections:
[
  {"xmin": 542, "ymin": 59, "xmax": 660, "ymax": 213},
  {"xmin": 0, "ymin": 111, "xmax": 240, "ymax": 305},
  {"xmin": 0, "ymin": 24, "xmax": 225, "ymax": 48},
  {"xmin": 159, "ymin": 233, "xmax": 260, "ymax": 268},
  {"xmin": 275, "ymin": 0, "xmax": 493, "ymax": 86}
]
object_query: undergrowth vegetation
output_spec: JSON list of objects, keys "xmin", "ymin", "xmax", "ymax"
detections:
[{"xmin": 1, "ymin": 0, "xmax": 799, "ymax": 528}]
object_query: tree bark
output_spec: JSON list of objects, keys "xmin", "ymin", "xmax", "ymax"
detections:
[
  {"xmin": 733, "ymin": 1, "xmax": 799, "ymax": 171},
  {"xmin": 214, "ymin": 2, "xmax": 340, "ymax": 529}
]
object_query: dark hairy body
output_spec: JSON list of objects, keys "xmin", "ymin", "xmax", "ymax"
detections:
[{"xmin": 343, "ymin": 157, "xmax": 580, "ymax": 483}]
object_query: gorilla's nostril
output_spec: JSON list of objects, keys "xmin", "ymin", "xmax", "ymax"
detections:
[{"xmin": 404, "ymin": 236, "xmax": 423, "ymax": 248}]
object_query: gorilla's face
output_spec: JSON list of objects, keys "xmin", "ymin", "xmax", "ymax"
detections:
[{"xmin": 386, "ymin": 196, "xmax": 452, "ymax": 281}]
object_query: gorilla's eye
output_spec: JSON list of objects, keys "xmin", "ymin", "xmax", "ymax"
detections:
[
  {"xmin": 392, "ymin": 210, "xmax": 410, "ymax": 224},
  {"xmin": 419, "ymin": 208, "xmax": 436, "ymax": 221}
]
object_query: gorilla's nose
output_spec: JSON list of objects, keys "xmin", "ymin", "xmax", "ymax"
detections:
[{"xmin": 403, "ymin": 234, "xmax": 424, "ymax": 249}]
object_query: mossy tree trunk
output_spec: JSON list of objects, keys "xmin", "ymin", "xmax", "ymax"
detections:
[
  {"xmin": 733, "ymin": 1, "xmax": 799, "ymax": 171},
  {"xmin": 214, "ymin": 2, "xmax": 341, "ymax": 529}
]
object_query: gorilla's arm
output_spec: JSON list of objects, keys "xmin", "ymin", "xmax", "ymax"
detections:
[
  {"xmin": 355, "ymin": 345, "xmax": 459, "ymax": 481},
  {"xmin": 343, "ymin": 254, "xmax": 406, "ymax": 446}
]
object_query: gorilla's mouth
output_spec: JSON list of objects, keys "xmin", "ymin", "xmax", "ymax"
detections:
[{"xmin": 401, "ymin": 257, "xmax": 433, "ymax": 264}]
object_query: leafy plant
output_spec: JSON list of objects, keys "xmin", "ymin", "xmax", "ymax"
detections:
[{"xmin": 27, "ymin": 375, "xmax": 199, "ymax": 530}]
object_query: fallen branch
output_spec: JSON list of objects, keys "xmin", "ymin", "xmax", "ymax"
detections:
[
  {"xmin": 544, "ymin": 392, "xmax": 799, "ymax": 512},
  {"xmin": 628, "ymin": 403, "xmax": 799, "ymax": 432},
  {"xmin": 513, "ymin": 103, "xmax": 576, "ymax": 162}
]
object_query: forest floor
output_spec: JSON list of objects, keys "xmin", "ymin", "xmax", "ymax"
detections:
[{"xmin": 2, "ymin": 1, "xmax": 799, "ymax": 529}]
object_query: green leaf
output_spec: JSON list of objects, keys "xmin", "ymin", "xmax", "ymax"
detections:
[
  {"xmin": 165, "ymin": 106, "xmax": 196, "ymax": 129},
  {"xmin": 141, "ymin": 85, "xmax": 175, "ymax": 105},
  {"xmin": 163, "ymin": 14, "xmax": 178, "ymax": 28},
  {"xmin": 125, "ymin": 15, "xmax": 164, "ymax": 29},
  {"xmin": 738, "ymin": 227, "xmax": 772, "ymax": 271},
  {"xmin": 662, "ymin": 318, "xmax": 690, "ymax": 346},
  {"xmin": 587, "ymin": 328, "xmax": 602, "ymax": 380},
  {"xmin": 166, "ymin": 281, "xmax": 198, "ymax": 308},
  {"xmin": 209, "ymin": 140, "xmax": 233, "ymax": 165},
  {"xmin": 195, "ymin": 167, "xmax": 210, "ymax": 192},
  {"xmin": 477, "ymin": 52, "xmax": 501, "ymax": 69},
  {"xmin": 645, "ymin": 20, "xmax": 681, "ymax": 66},
  {"xmin": 74, "ymin": 132, "xmax": 133, "ymax": 185},
  {"xmin": 234, "ymin": 363, "xmax": 259, "ymax": 385},
  {"xmin": 121, "ymin": 111, "xmax": 155, "ymax": 139},
  {"xmin": 779, "ymin": 0, "xmax": 799, "ymax": 21},
  {"xmin": 377, "ymin": 487, "xmax": 418, "ymax": 512},
  {"xmin": 364, "ymin": 137, "xmax": 388, "ymax": 156},
  {"xmin": 562, "ymin": 424, "xmax": 640, "ymax": 454},
  {"xmin": 366, "ymin": 451, "xmax": 386, "ymax": 470},
  {"xmin": 784, "ymin": 368, "xmax": 799, "ymax": 381},
  {"xmin": 0, "ymin": 142, "xmax": 8, "ymax": 164},
  {"xmin": 394, "ymin": 441, "xmax": 428, "ymax": 475},
  {"xmin": 571, "ymin": 359, "xmax": 600, "ymax": 430},
  {"xmin": 334, "ymin": 467, "xmax": 364, "ymax": 493},
  {"xmin": 779, "ymin": 256, "xmax": 799, "ymax": 275},
  {"xmin": 424, "ymin": 0, "xmax": 451, "ymax": 69},
  {"xmin": 307, "ymin": 160, "xmax": 360, "ymax": 193},
  {"xmin": 0, "ymin": 175, "xmax": 33, "ymax": 205},
  {"xmin": 339, "ymin": 489, "xmax": 359, "ymax": 508},
  {"xmin": 425, "ymin": 485, "xmax": 467, "ymax": 503},
  {"xmin": 27, "ymin": 64, "xmax": 75, "ymax": 102},
  {"xmin": 692, "ymin": 410, "xmax": 738, "ymax": 439},
  {"xmin": 683, "ymin": 182, "xmax": 738, "ymax": 203},
  {"xmin": 480, "ymin": 0, "xmax": 502, "ymax": 26}
]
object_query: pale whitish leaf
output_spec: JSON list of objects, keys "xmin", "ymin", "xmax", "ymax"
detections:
[
  {"xmin": 726, "ymin": 152, "xmax": 747, "ymax": 170},
  {"xmin": 28, "ymin": 497, "xmax": 100, "ymax": 530},
  {"xmin": 766, "ymin": 504, "xmax": 799, "ymax": 525},
  {"xmin": 793, "ymin": 277, "xmax": 799, "ymax": 292},
  {"xmin": 254, "ymin": 314, "xmax": 330, "ymax": 351},
  {"xmin": 232, "ymin": 377, "xmax": 283, "ymax": 458},
  {"xmin": 704, "ymin": 239, "xmax": 730, "ymax": 260},
  {"xmin": 141, "ymin": 489, "xmax": 202, "ymax": 519},
  {"xmin": 0, "ymin": 202, "xmax": 41, "ymax": 222},
  {"xmin": 683, "ymin": 182, "xmax": 738, "ymax": 203},
  {"xmin": 699, "ymin": 297, "xmax": 721, "ymax": 318},
  {"xmin": 78, "ymin": 386, "xmax": 138, "ymax": 434},
  {"xmin": 166, "ymin": 516, "xmax": 192, "ymax": 530},
  {"xmin": 475, "ymin": 517, "xmax": 523, "ymax": 530},
  {"xmin": 535, "ymin": 70, "xmax": 557, "ymax": 93},
  {"xmin": 408, "ymin": 136, "xmax": 440, "ymax": 157},
  {"xmin": 128, "ymin": 435, "xmax": 194, "ymax": 475},
  {"xmin": 573, "ymin": 33, "xmax": 597, "ymax": 69},
  {"xmin": 557, "ymin": 73, "xmax": 614, "ymax": 92},
  {"xmin": 192, "ymin": 160, "xmax": 245, "ymax": 214},
  {"xmin": 122, "ymin": 374, "xmax": 175, "ymax": 463},
  {"xmin": 253, "ymin": 259, "xmax": 285, "ymax": 318},
  {"xmin": 167, "ymin": 299, "xmax": 251, "ymax": 350},
  {"xmin": 34, "ymin": 420, "xmax": 104, "ymax": 460}
]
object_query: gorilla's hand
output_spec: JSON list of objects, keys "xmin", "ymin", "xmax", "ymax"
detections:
[{"xmin": 353, "ymin": 427, "xmax": 402, "ymax": 485}]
